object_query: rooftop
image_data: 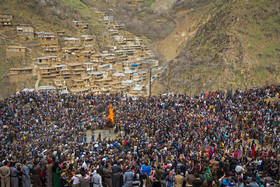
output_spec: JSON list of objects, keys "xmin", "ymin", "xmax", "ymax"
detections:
[
  {"xmin": 64, "ymin": 38, "xmax": 80, "ymax": 41},
  {"xmin": 113, "ymin": 73, "xmax": 125, "ymax": 77},
  {"xmin": 10, "ymin": 67, "xmax": 33, "ymax": 70},
  {"xmin": 7, "ymin": 46, "xmax": 26, "ymax": 49},
  {"xmin": 88, "ymin": 71, "xmax": 106, "ymax": 75},
  {"xmin": 38, "ymin": 86, "xmax": 56, "ymax": 90},
  {"xmin": 36, "ymin": 56, "xmax": 57, "ymax": 60}
]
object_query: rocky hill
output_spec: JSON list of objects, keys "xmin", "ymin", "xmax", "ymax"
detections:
[
  {"xmin": 95, "ymin": 0, "xmax": 280, "ymax": 95},
  {"xmin": 153, "ymin": 0, "xmax": 280, "ymax": 95}
]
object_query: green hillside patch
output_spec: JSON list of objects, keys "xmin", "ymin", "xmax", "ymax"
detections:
[
  {"xmin": 59, "ymin": 0, "xmax": 98, "ymax": 23},
  {"xmin": 141, "ymin": 0, "xmax": 156, "ymax": 7}
]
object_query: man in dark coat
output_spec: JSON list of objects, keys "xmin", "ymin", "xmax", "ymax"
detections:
[
  {"xmin": 111, "ymin": 160, "xmax": 123, "ymax": 187},
  {"xmin": 103, "ymin": 163, "xmax": 113, "ymax": 187},
  {"xmin": 32, "ymin": 161, "xmax": 41, "ymax": 187}
]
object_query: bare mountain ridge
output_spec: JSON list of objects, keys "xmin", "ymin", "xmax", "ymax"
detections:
[{"xmin": 152, "ymin": 0, "xmax": 280, "ymax": 94}]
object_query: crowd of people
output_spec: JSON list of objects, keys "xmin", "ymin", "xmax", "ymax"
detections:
[{"xmin": 0, "ymin": 85, "xmax": 280, "ymax": 187}]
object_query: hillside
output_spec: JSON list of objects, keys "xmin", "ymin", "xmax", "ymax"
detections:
[
  {"xmin": 0, "ymin": 0, "xmax": 105, "ymax": 99},
  {"xmin": 152, "ymin": 0, "xmax": 280, "ymax": 95},
  {"xmin": 95, "ymin": 0, "xmax": 280, "ymax": 95},
  {"xmin": 1, "ymin": 0, "xmax": 280, "ymax": 97}
]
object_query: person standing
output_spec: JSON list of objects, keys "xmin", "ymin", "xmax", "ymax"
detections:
[
  {"xmin": 52, "ymin": 162, "xmax": 61, "ymax": 187},
  {"xmin": 71, "ymin": 170, "xmax": 81, "ymax": 187},
  {"xmin": 141, "ymin": 162, "xmax": 151, "ymax": 177},
  {"xmin": 0, "ymin": 161, "xmax": 10, "ymax": 187},
  {"xmin": 174, "ymin": 172, "xmax": 184, "ymax": 187},
  {"xmin": 124, "ymin": 167, "xmax": 134, "ymax": 187},
  {"xmin": 45, "ymin": 159, "xmax": 53, "ymax": 187},
  {"xmin": 21, "ymin": 160, "xmax": 31, "ymax": 187},
  {"xmin": 32, "ymin": 161, "xmax": 42, "ymax": 187},
  {"xmin": 91, "ymin": 169, "xmax": 102, "ymax": 187},
  {"xmin": 79, "ymin": 169, "xmax": 90, "ymax": 187},
  {"xmin": 247, "ymin": 177, "xmax": 259, "ymax": 187},
  {"xmin": 10, "ymin": 162, "xmax": 20, "ymax": 187},
  {"xmin": 111, "ymin": 161, "xmax": 123, "ymax": 187},
  {"xmin": 103, "ymin": 163, "xmax": 112, "ymax": 187},
  {"xmin": 166, "ymin": 170, "xmax": 174, "ymax": 187}
]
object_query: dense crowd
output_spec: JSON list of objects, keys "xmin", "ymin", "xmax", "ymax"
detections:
[{"xmin": 0, "ymin": 85, "xmax": 280, "ymax": 187}]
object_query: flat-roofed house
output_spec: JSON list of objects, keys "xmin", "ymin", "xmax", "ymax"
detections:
[
  {"xmin": 84, "ymin": 45, "xmax": 93, "ymax": 51},
  {"xmin": 62, "ymin": 47, "xmax": 81, "ymax": 54},
  {"xmin": 72, "ymin": 21, "xmax": 88, "ymax": 29},
  {"xmin": 0, "ymin": 14, "xmax": 13, "ymax": 26},
  {"xmin": 89, "ymin": 83, "xmax": 100, "ymax": 94},
  {"xmin": 9, "ymin": 67, "xmax": 33, "ymax": 76},
  {"xmin": 68, "ymin": 63, "xmax": 85, "ymax": 77},
  {"xmin": 56, "ymin": 31, "xmax": 67, "ymax": 37},
  {"xmin": 55, "ymin": 64, "xmax": 67, "ymax": 71},
  {"xmin": 64, "ymin": 38, "xmax": 81, "ymax": 46},
  {"xmin": 39, "ymin": 35, "xmax": 58, "ymax": 47},
  {"xmin": 88, "ymin": 71, "xmax": 106, "ymax": 80},
  {"xmin": 124, "ymin": 70, "xmax": 134, "ymax": 80},
  {"xmin": 6, "ymin": 46, "xmax": 27, "ymax": 58},
  {"xmin": 95, "ymin": 11, "xmax": 106, "ymax": 17},
  {"xmin": 83, "ymin": 62, "xmax": 97, "ymax": 73},
  {"xmin": 67, "ymin": 78, "xmax": 89, "ymax": 93},
  {"xmin": 53, "ymin": 76, "xmax": 67, "ymax": 92},
  {"xmin": 112, "ymin": 72, "xmax": 125, "ymax": 81},
  {"xmin": 43, "ymin": 45, "xmax": 59, "ymax": 53},
  {"xmin": 97, "ymin": 64, "xmax": 112, "ymax": 72},
  {"xmin": 110, "ymin": 24, "xmax": 124, "ymax": 30},
  {"xmin": 39, "ymin": 67, "xmax": 58, "ymax": 80},
  {"xmin": 35, "ymin": 56, "xmax": 58, "ymax": 67},
  {"xmin": 77, "ymin": 51, "xmax": 92, "ymax": 62},
  {"xmin": 35, "ymin": 32, "xmax": 55, "ymax": 37},
  {"xmin": 81, "ymin": 35, "xmax": 93, "ymax": 42},
  {"xmin": 59, "ymin": 68, "xmax": 71, "ymax": 79},
  {"xmin": 17, "ymin": 26, "xmax": 34, "ymax": 37}
]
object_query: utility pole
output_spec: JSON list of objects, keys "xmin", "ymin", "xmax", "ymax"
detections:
[{"xmin": 149, "ymin": 67, "xmax": 152, "ymax": 97}]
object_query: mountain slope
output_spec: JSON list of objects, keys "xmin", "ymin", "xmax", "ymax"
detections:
[
  {"xmin": 0, "ymin": 0, "xmax": 105, "ymax": 98},
  {"xmin": 153, "ymin": 0, "xmax": 280, "ymax": 95}
]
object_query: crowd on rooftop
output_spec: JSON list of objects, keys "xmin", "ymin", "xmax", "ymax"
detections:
[{"xmin": 0, "ymin": 85, "xmax": 280, "ymax": 187}]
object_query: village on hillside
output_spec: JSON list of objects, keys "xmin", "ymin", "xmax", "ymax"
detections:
[{"xmin": 1, "ymin": 11, "xmax": 161, "ymax": 96}]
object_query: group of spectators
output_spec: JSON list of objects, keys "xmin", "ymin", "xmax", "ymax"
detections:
[{"xmin": 0, "ymin": 85, "xmax": 280, "ymax": 187}]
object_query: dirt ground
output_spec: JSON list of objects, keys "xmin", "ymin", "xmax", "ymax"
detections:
[{"xmin": 86, "ymin": 129, "xmax": 123, "ymax": 142}]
